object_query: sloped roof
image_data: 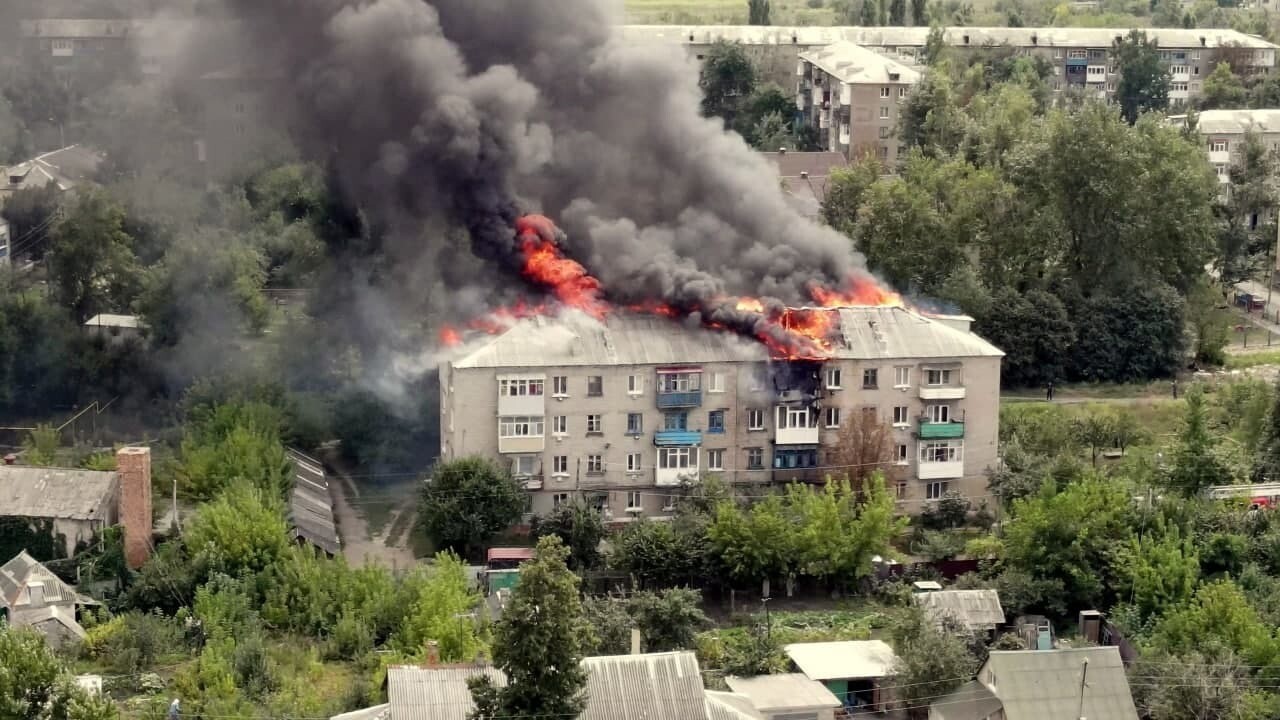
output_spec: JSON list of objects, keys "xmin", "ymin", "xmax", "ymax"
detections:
[
  {"xmin": 84, "ymin": 314, "xmax": 143, "ymax": 329},
  {"xmin": 800, "ymin": 41, "xmax": 921, "ymax": 85},
  {"xmin": 981, "ymin": 647, "xmax": 1138, "ymax": 720},
  {"xmin": 930, "ymin": 680, "xmax": 1003, "ymax": 720},
  {"xmin": 14, "ymin": 604, "xmax": 87, "ymax": 640},
  {"xmin": 387, "ymin": 666, "xmax": 505, "ymax": 720},
  {"xmin": 330, "ymin": 705, "xmax": 389, "ymax": 720},
  {"xmin": 915, "ymin": 589, "xmax": 1006, "ymax": 631},
  {"xmin": 448, "ymin": 307, "xmax": 1001, "ymax": 370},
  {"xmin": 0, "ymin": 551, "xmax": 85, "ymax": 610},
  {"xmin": 784, "ymin": 640, "xmax": 899, "ymax": 681},
  {"xmin": 0, "ymin": 466, "xmax": 117, "ymax": 521},
  {"xmin": 1194, "ymin": 109, "xmax": 1280, "ymax": 135},
  {"xmin": 704, "ymin": 691, "xmax": 763, "ymax": 720},
  {"xmin": 5, "ymin": 146, "xmax": 103, "ymax": 193},
  {"xmin": 620, "ymin": 25, "xmax": 1279, "ymax": 50},
  {"xmin": 725, "ymin": 673, "xmax": 842, "ymax": 711},
  {"xmin": 287, "ymin": 450, "xmax": 340, "ymax": 556}
]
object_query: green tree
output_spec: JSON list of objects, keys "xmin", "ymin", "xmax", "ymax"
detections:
[
  {"xmin": 1133, "ymin": 647, "xmax": 1275, "ymax": 720},
  {"xmin": 985, "ymin": 435, "xmax": 1049, "ymax": 505},
  {"xmin": 820, "ymin": 158, "xmax": 882, "ymax": 236},
  {"xmin": 532, "ymin": 499, "xmax": 605, "ymax": 571},
  {"xmin": 185, "ymin": 478, "xmax": 290, "ymax": 577},
  {"xmin": 469, "ymin": 536, "xmax": 589, "ymax": 720},
  {"xmin": 889, "ymin": 0, "xmax": 907, "ymax": 23},
  {"xmin": 737, "ymin": 83, "xmax": 797, "ymax": 148},
  {"xmin": 178, "ymin": 419, "xmax": 292, "ymax": 500},
  {"xmin": 787, "ymin": 476, "xmax": 902, "ymax": 588},
  {"xmin": 1073, "ymin": 410, "xmax": 1117, "ymax": 466},
  {"xmin": 608, "ymin": 517, "xmax": 709, "ymax": 589},
  {"xmin": 1151, "ymin": 580, "xmax": 1280, "ymax": 670},
  {"xmin": 0, "ymin": 183, "xmax": 59, "ymax": 261},
  {"xmin": 708, "ymin": 494, "xmax": 796, "ymax": 588},
  {"xmin": 391, "ymin": 551, "xmax": 485, "ymax": 662},
  {"xmin": 975, "ymin": 289, "xmax": 1075, "ymax": 388},
  {"xmin": 911, "ymin": 0, "xmax": 929, "ymax": 23},
  {"xmin": 627, "ymin": 587, "xmax": 710, "ymax": 652},
  {"xmin": 1201, "ymin": 62, "xmax": 1247, "ymax": 110},
  {"xmin": 700, "ymin": 41, "xmax": 757, "ymax": 125},
  {"xmin": 859, "ymin": 0, "xmax": 879, "ymax": 25},
  {"xmin": 1004, "ymin": 474, "xmax": 1136, "ymax": 611},
  {"xmin": 1117, "ymin": 527, "xmax": 1200, "ymax": 621},
  {"xmin": 581, "ymin": 596, "xmax": 633, "ymax": 655},
  {"xmin": 21, "ymin": 423, "xmax": 60, "ymax": 466},
  {"xmin": 1112, "ymin": 30, "xmax": 1170, "ymax": 124},
  {"xmin": 1168, "ymin": 386, "xmax": 1231, "ymax": 496},
  {"xmin": 1253, "ymin": 376, "xmax": 1280, "ymax": 482},
  {"xmin": 46, "ymin": 189, "xmax": 139, "ymax": 322},
  {"xmin": 748, "ymin": 0, "xmax": 772, "ymax": 24},
  {"xmin": 899, "ymin": 62, "xmax": 964, "ymax": 155},
  {"xmin": 419, "ymin": 457, "xmax": 525, "ymax": 561},
  {"xmin": 0, "ymin": 626, "xmax": 120, "ymax": 720},
  {"xmin": 888, "ymin": 607, "xmax": 977, "ymax": 713}
]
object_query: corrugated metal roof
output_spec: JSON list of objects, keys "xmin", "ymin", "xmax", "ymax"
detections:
[
  {"xmin": 620, "ymin": 25, "xmax": 1279, "ymax": 50},
  {"xmin": 915, "ymin": 589, "xmax": 1006, "ymax": 631},
  {"xmin": 1194, "ymin": 109, "xmax": 1280, "ymax": 135},
  {"xmin": 0, "ymin": 466, "xmax": 117, "ymax": 521},
  {"xmin": 982, "ymin": 647, "xmax": 1138, "ymax": 720},
  {"xmin": 486, "ymin": 547, "xmax": 535, "ymax": 562},
  {"xmin": 84, "ymin": 314, "xmax": 142, "ymax": 329},
  {"xmin": 582, "ymin": 652, "xmax": 708, "ymax": 720},
  {"xmin": 449, "ymin": 307, "xmax": 1001, "ymax": 370},
  {"xmin": 287, "ymin": 450, "xmax": 340, "ymax": 556},
  {"xmin": 784, "ymin": 640, "xmax": 899, "ymax": 681},
  {"xmin": 800, "ymin": 41, "xmax": 922, "ymax": 84},
  {"xmin": 704, "ymin": 691, "xmax": 763, "ymax": 720},
  {"xmin": 930, "ymin": 680, "xmax": 1003, "ymax": 720},
  {"xmin": 725, "ymin": 673, "xmax": 842, "ymax": 711}
]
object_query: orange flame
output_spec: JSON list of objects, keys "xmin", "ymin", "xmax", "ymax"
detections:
[{"xmin": 517, "ymin": 215, "xmax": 609, "ymax": 319}]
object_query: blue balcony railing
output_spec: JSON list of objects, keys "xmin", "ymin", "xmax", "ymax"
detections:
[
  {"xmin": 656, "ymin": 390, "xmax": 702, "ymax": 409},
  {"xmin": 654, "ymin": 430, "xmax": 703, "ymax": 446}
]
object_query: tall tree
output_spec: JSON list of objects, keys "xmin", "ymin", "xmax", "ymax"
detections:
[
  {"xmin": 1252, "ymin": 376, "xmax": 1280, "ymax": 483},
  {"xmin": 391, "ymin": 551, "xmax": 485, "ymax": 662},
  {"xmin": 1117, "ymin": 527, "xmax": 1200, "ymax": 621},
  {"xmin": 1112, "ymin": 30, "xmax": 1170, "ymax": 124},
  {"xmin": 888, "ymin": 607, "xmax": 977, "ymax": 714},
  {"xmin": 699, "ymin": 41, "xmax": 757, "ymax": 126},
  {"xmin": 532, "ymin": 498, "xmax": 605, "ymax": 571},
  {"xmin": 0, "ymin": 626, "xmax": 120, "ymax": 720},
  {"xmin": 911, "ymin": 0, "xmax": 929, "ymax": 24},
  {"xmin": 859, "ymin": 0, "xmax": 879, "ymax": 25},
  {"xmin": 1168, "ymin": 386, "xmax": 1231, "ymax": 497},
  {"xmin": 419, "ymin": 456, "xmax": 525, "ymax": 561},
  {"xmin": 748, "ymin": 0, "xmax": 771, "ymax": 24},
  {"xmin": 889, "ymin": 0, "xmax": 907, "ymax": 24},
  {"xmin": 469, "ymin": 536, "xmax": 590, "ymax": 720},
  {"xmin": 1201, "ymin": 62, "xmax": 1247, "ymax": 110},
  {"xmin": 826, "ymin": 412, "xmax": 900, "ymax": 491},
  {"xmin": 46, "ymin": 189, "xmax": 139, "ymax": 322}
]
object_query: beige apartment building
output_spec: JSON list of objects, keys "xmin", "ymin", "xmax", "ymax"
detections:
[
  {"xmin": 439, "ymin": 307, "xmax": 1003, "ymax": 519},
  {"xmin": 622, "ymin": 25, "xmax": 1279, "ymax": 105},
  {"xmin": 797, "ymin": 42, "xmax": 920, "ymax": 164},
  {"xmin": 1189, "ymin": 109, "xmax": 1280, "ymax": 272}
]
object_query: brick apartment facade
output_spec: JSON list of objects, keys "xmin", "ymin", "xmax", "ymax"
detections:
[{"xmin": 439, "ymin": 308, "xmax": 1003, "ymax": 519}]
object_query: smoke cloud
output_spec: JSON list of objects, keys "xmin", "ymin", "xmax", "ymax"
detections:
[{"xmin": 216, "ymin": 0, "xmax": 867, "ymax": 319}]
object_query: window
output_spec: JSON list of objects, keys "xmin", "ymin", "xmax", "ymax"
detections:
[
  {"xmin": 894, "ymin": 366, "xmax": 911, "ymax": 387},
  {"xmin": 1068, "ymin": 49, "xmax": 1087, "ymax": 59},
  {"xmin": 587, "ymin": 455, "xmax": 603, "ymax": 474},
  {"xmin": 1192, "ymin": 50, "xmax": 1200, "ymax": 60},
  {"xmin": 659, "ymin": 447, "xmax": 696, "ymax": 469},
  {"xmin": 626, "ymin": 491, "xmax": 643, "ymax": 510},
  {"xmin": 499, "ymin": 416, "xmax": 544, "ymax": 437},
  {"xmin": 1215, "ymin": 164, "xmax": 1228, "ymax": 177},
  {"xmin": 552, "ymin": 376, "xmax": 568, "ymax": 396},
  {"xmin": 1106, "ymin": 82, "xmax": 1115, "ymax": 92},
  {"xmin": 892, "ymin": 406, "xmax": 910, "ymax": 426},
  {"xmin": 927, "ymin": 404, "xmax": 951, "ymax": 423},
  {"xmin": 553, "ymin": 492, "xmax": 570, "ymax": 508},
  {"xmin": 926, "ymin": 481, "xmax": 949, "ymax": 500},
  {"xmin": 1212, "ymin": 140, "xmax": 1229, "ymax": 152},
  {"xmin": 708, "ymin": 372, "xmax": 726, "ymax": 393},
  {"xmin": 1052, "ymin": 66, "xmax": 1061, "ymax": 76},
  {"xmin": 1171, "ymin": 82, "xmax": 1188, "ymax": 92},
  {"xmin": 880, "ymin": 86, "xmax": 890, "ymax": 97},
  {"xmin": 746, "ymin": 448, "xmax": 764, "ymax": 470},
  {"xmin": 663, "ymin": 412, "xmax": 688, "ymax": 431},
  {"xmin": 627, "ymin": 375, "xmax": 644, "ymax": 395},
  {"xmin": 826, "ymin": 407, "xmax": 841, "ymax": 428},
  {"xmin": 587, "ymin": 414, "xmax": 603, "ymax": 434},
  {"xmin": 626, "ymin": 413, "xmax": 643, "ymax": 435},
  {"xmin": 862, "ymin": 368, "xmax": 878, "ymax": 389},
  {"xmin": 627, "ymin": 453, "xmax": 642, "ymax": 472},
  {"xmin": 659, "ymin": 372, "xmax": 701, "ymax": 393},
  {"xmin": 707, "ymin": 449, "xmax": 724, "ymax": 471},
  {"xmin": 1170, "ymin": 64, "xmax": 1188, "ymax": 74},
  {"xmin": 587, "ymin": 376, "xmax": 603, "ymax": 396},
  {"xmin": 553, "ymin": 415, "xmax": 567, "ymax": 435},
  {"xmin": 898, "ymin": 87, "xmax": 907, "ymax": 98},
  {"xmin": 895, "ymin": 481, "xmax": 907, "ymax": 499},
  {"xmin": 826, "ymin": 367, "xmax": 842, "ymax": 389},
  {"xmin": 774, "ymin": 448, "xmax": 818, "ymax": 469},
  {"xmin": 778, "ymin": 406, "xmax": 815, "ymax": 429},
  {"xmin": 500, "ymin": 378, "xmax": 544, "ymax": 397},
  {"xmin": 895, "ymin": 443, "xmax": 908, "ymax": 463},
  {"xmin": 1107, "ymin": 65, "xmax": 1117, "ymax": 74},
  {"xmin": 748, "ymin": 409, "xmax": 765, "ymax": 430},
  {"xmin": 921, "ymin": 441, "xmax": 962, "ymax": 463},
  {"xmin": 879, "ymin": 106, "xmax": 890, "ymax": 119},
  {"xmin": 708, "ymin": 410, "xmax": 726, "ymax": 433},
  {"xmin": 878, "ymin": 126, "xmax": 890, "ymax": 139},
  {"xmin": 925, "ymin": 369, "xmax": 952, "ymax": 386},
  {"xmin": 1087, "ymin": 66, "xmax": 1105, "ymax": 77},
  {"xmin": 512, "ymin": 455, "xmax": 536, "ymax": 476},
  {"xmin": 553, "ymin": 456, "xmax": 569, "ymax": 475},
  {"xmin": 1054, "ymin": 49, "xmax": 1063, "ymax": 59}
]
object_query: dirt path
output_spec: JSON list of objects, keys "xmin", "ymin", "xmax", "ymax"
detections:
[{"xmin": 327, "ymin": 460, "xmax": 417, "ymax": 570}]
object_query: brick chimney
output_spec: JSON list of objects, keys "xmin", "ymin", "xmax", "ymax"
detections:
[{"xmin": 116, "ymin": 447, "xmax": 153, "ymax": 569}]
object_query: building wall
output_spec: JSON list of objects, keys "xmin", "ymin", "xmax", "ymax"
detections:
[
  {"xmin": 442, "ymin": 349, "xmax": 1001, "ymax": 518},
  {"xmin": 799, "ymin": 65, "xmax": 912, "ymax": 165}
]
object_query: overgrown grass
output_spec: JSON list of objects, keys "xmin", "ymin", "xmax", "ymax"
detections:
[{"xmin": 1227, "ymin": 350, "xmax": 1280, "ymax": 369}]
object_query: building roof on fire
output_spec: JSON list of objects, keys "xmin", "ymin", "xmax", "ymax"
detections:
[
  {"xmin": 799, "ymin": 41, "xmax": 921, "ymax": 85},
  {"xmin": 0, "ymin": 466, "xmax": 118, "ymax": 521},
  {"xmin": 447, "ymin": 307, "xmax": 1002, "ymax": 370}
]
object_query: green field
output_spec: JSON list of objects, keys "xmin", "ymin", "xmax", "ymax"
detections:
[{"xmin": 625, "ymin": 0, "xmax": 839, "ymax": 25}]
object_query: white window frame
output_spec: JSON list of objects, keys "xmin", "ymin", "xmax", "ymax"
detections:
[
  {"xmin": 825, "ymin": 407, "xmax": 841, "ymax": 428},
  {"xmin": 626, "ymin": 491, "xmax": 643, "ymax": 511},
  {"xmin": 894, "ymin": 366, "xmax": 910, "ymax": 388},
  {"xmin": 552, "ymin": 456, "xmax": 569, "ymax": 475},
  {"xmin": 825, "ymin": 367, "xmax": 842, "ymax": 389},
  {"xmin": 898, "ymin": 87, "xmax": 907, "ymax": 98},
  {"xmin": 512, "ymin": 455, "xmax": 536, "ymax": 476},
  {"xmin": 627, "ymin": 374, "xmax": 644, "ymax": 395},
  {"xmin": 587, "ymin": 414, "xmax": 603, "ymax": 434},
  {"xmin": 626, "ymin": 452, "xmax": 642, "ymax": 472},
  {"xmin": 708, "ymin": 372, "xmax": 726, "ymax": 393},
  {"xmin": 927, "ymin": 404, "xmax": 951, "ymax": 423},
  {"xmin": 499, "ymin": 377, "xmax": 545, "ymax": 397},
  {"xmin": 553, "ymin": 492, "xmax": 570, "ymax": 508},
  {"xmin": 892, "ymin": 406, "xmax": 910, "ymax": 427},
  {"xmin": 658, "ymin": 447, "xmax": 697, "ymax": 470},
  {"xmin": 587, "ymin": 455, "xmax": 603, "ymax": 474},
  {"xmin": 1068, "ymin": 49, "xmax": 1087, "ymax": 59},
  {"xmin": 926, "ymin": 480, "xmax": 949, "ymax": 500},
  {"xmin": 920, "ymin": 441, "xmax": 963, "ymax": 463},
  {"xmin": 707, "ymin": 449, "xmax": 725, "ymax": 471},
  {"xmin": 626, "ymin": 413, "xmax": 643, "ymax": 435},
  {"xmin": 879, "ymin": 106, "xmax": 890, "ymax": 119},
  {"xmin": 746, "ymin": 447, "xmax": 764, "ymax": 469},
  {"xmin": 587, "ymin": 376, "xmax": 603, "ymax": 396},
  {"xmin": 925, "ymin": 369, "xmax": 952, "ymax": 386},
  {"xmin": 658, "ymin": 372, "xmax": 701, "ymax": 393},
  {"xmin": 499, "ymin": 416, "xmax": 545, "ymax": 438},
  {"xmin": 777, "ymin": 406, "xmax": 815, "ymax": 429},
  {"xmin": 748, "ymin": 408, "xmax": 765, "ymax": 430},
  {"xmin": 1212, "ymin": 140, "xmax": 1229, "ymax": 152},
  {"xmin": 553, "ymin": 415, "xmax": 567, "ymax": 436},
  {"xmin": 1192, "ymin": 50, "xmax": 1200, "ymax": 60},
  {"xmin": 895, "ymin": 443, "xmax": 909, "ymax": 465},
  {"xmin": 880, "ymin": 86, "xmax": 890, "ymax": 98},
  {"xmin": 552, "ymin": 376, "xmax": 568, "ymax": 397}
]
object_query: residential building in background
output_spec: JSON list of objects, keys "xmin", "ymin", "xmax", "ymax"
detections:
[
  {"xmin": 439, "ymin": 308, "xmax": 1002, "ymax": 518},
  {"xmin": 622, "ymin": 25, "xmax": 1279, "ymax": 105},
  {"xmin": 1183, "ymin": 108, "xmax": 1280, "ymax": 191},
  {"xmin": 759, "ymin": 149, "xmax": 848, "ymax": 219},
  {"xmin": 796, "ymin": 41, "xmax": 920, "ymax": 164},
  {"xmin": 1, "ymin": 145, "xmax": 104, "ymax": 205},
  {"xmin": 0, "ymin": 550, "xmax": 96, "ymax": 649}
]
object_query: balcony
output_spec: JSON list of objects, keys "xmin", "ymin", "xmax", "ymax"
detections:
[
  {"xmin": 774, "ymin": 467, "xmax": 825, "ymax": 484},
  {"xmin": 919, "ymin": 460, "xmax": 965, "ymax": 480},
  {"xmin": 776, "ymin": 426, "xmax": 820, "ymax": 445},
  {"xmin": 498, "ymin": 436, "xmax": 545, "ymax": 454},
  {"xmin": 656, "ymin": 391, "xmax": 702, "ymax": 409},
  {"xmin": 654, "ymin": 429, "xmax": 703, "ymax": 446},
  {"xmin": 919, "ymin": 386, "xmax": 966, "ymax": 401},
  {"xmin": 918, "ymin": 420, "xmax": 965, "ymax": 440},
  {"xmin": 1065, "ymin": 58, "xmax": 1088, "ymax": 67},
  {"xmin": 1209, "ymin": 150, "xmax": 1230, "ymax": 164},
  {"xmin": 518, "ymin": 475, "xmax": 543, "ymax": 491}
]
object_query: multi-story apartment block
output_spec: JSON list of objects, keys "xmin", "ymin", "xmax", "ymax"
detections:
[
  {"xmin": 622, "ymin": 25, "xmax": 1279, "ymax": 105},
  {"xmin": 796, "ymin": 42, "xmax": 920, "ymax": 164},
  {"xmin": 439, "ymin": 307, "xmax": 1003, "ymax": 519}
]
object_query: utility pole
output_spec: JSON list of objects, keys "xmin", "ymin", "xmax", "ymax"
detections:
[
  {"xmin": 1076, "ymin": 658, "xmax": 1090, "ymax": 720},
  {"xmin": 761, "ymin": 596, "xmax": 772, "ymax": 640}
]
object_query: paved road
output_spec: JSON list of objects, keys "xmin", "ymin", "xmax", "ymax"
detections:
[{"xmin": 328, "ymin": 463, "xmax": 417, "ymax": 570}]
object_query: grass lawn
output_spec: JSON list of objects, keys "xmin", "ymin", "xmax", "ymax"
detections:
[
  {"xmin": 625, "ymin": 0, "xmax": 839, "ymax": 24},
  {"xmin": 1227, "ymin": 349, "xmax": 1280, "ymax": 369}
]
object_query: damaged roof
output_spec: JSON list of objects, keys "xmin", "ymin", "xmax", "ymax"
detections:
[
  {"xmin": 287, "ymin": 450, "xmax": 340, "ymax": 556},
  {"xmin": 4, "ymin": 145, "xmax": 103, "ymax": 194},
  {"xmin": 448, "ymin": 307, "xmax": 1001, "ymax": 370},
  {"xmin": 0, "ymin": 466, "xmax": 117, "ymax": 521}
]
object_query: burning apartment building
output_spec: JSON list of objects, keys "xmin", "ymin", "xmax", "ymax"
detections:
[{"xmin": 439, "ymin": 306, "xmax": 1002, "ymax": 518}]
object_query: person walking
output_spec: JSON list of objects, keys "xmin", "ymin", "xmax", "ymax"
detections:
[
  {"xmin": 1046, "ymin": 381, "xmax": 1055, "ymax": 402},
  {"xmin": 1172, "ymin": 378, "xmax": 1179, "ymax": 399}
]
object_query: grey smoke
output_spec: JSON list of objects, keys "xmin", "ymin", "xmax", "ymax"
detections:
[{"xmin": 215, "ymin": 0, "xmax": 869, "ymax": 321}]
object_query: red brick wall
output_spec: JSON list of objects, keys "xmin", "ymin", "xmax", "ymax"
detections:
[{"xmin": 116, "ymin": 446, "xmax": 152, "ymax": 569}]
